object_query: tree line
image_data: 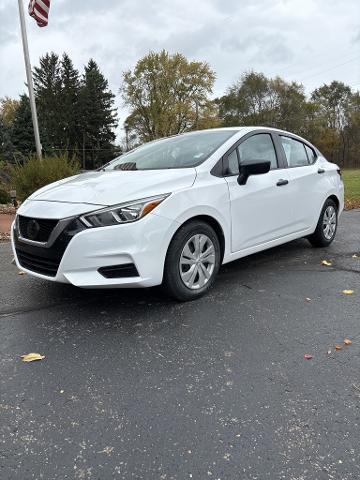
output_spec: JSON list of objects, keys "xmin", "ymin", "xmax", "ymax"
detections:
[{"xmin": 1, "ymin": 50, "xmax": 359, "ymax": 168}]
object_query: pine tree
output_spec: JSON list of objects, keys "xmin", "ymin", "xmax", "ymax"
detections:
[
  {"xmin": 60, "ymin": 53, "xmax": 80, "ymax": 154},
  {"xmin": 11, "ymin": 95, "xmax": 35, "ymax": 158},
  {"xmin": 33, "ymin": 52, "xmax": 62, "ymax": 152},
  {"xmin": 78, "ymin": 59, "xmax": 117, "ymax": 168}
]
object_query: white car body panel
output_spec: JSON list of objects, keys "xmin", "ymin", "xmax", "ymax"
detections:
[
  {"xmin": 11, "ymin": 127, "xmax": 344, "ymax": 289},
  {"xmin": 18, "ymin": 198, "xmax": 103, "ymax": 219},
  {"xmin": 29, "ymin": 168, "xmax": 197, "ymax": 206},
  {"xmin": 225, "ymin": 169, "xmax": 295, "ymax": 252}
]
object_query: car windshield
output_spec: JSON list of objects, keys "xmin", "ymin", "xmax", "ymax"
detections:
[{"xmin": 104, "ymin": 130, "xmax": 237, "ymax": 171}]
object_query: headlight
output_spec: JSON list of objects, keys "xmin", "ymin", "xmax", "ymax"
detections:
[{"xmin": 80, "ymin": 194, "xmax": 170, "ymax": 228}]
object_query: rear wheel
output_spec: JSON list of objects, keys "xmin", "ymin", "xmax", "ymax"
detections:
[
  {"xmin": 162, "ymin": 221, "xmax": 221, "ymax": 301},
  {"xmin": 308, "ymin": 198, "xmax": 338, "ymax": 248}
]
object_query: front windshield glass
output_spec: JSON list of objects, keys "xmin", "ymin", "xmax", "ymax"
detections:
[{"xmin": 104, "ymin": 130, "xmax": 237, "ymax": 171}]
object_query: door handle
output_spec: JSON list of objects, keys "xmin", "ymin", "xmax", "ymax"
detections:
[
  {"xmin": 318, "ymin": 168, "xmax": 325, "ymax": 174},
  {"xmin": 276, "ymin": 179, "xmax": 289, "ymax": 186}
]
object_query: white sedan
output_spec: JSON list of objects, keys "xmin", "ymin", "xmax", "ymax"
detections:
[{"xmin": 12, "ymin": 127, "xmax": 344, "ymax": 301}]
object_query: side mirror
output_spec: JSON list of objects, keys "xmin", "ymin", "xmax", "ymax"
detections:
[{"xmin": 237, "ymin": 159, "xmax": 271, "ymax": 185}]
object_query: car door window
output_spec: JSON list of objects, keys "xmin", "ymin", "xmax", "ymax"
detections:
[
  {"xmin": 281, "ymin": 136, "xmax": 309, "ymax": 167},
  {"xmin": 304, "ymin": 144, "xmax": 316, "ymax": 164},
  {"xmin": 238, "ymin": 134, "xmax": 278, "ymax": 170}
]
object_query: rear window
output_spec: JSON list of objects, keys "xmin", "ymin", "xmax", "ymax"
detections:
[{"xmin": 281, "ymin": 136, "xmax": 309, "ymax": 167}]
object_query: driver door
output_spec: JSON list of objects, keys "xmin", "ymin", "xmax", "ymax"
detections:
[{"xmin": 225, "ymin": 132, "xmax": 294, "ymax": 252}]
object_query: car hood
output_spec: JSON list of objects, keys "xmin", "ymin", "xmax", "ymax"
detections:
[{"xmin": 29, "ymin": 169, "xmax": 197, "ymax": 206}]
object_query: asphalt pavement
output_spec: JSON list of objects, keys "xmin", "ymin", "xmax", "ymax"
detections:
[{"xmin": 1, "ymin": 211, "xmax": 360, "ymax": 480}]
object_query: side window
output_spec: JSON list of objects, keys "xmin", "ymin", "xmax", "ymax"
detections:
[
  {"xmin": 305, "ymin": 144, "xmax": 317, "ymax": 164},
  {"xmin": 226, "ymin": 149, "xmax": 239, "ymax": 175},
  {"xmin": 281, "ymin": 136, "xmax": 309, "ymax": 167},
  {"xmin": 238, "ymin": 134, "xmax": 278, "ymax": 170}
]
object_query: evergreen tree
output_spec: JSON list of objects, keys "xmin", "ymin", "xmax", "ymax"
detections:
[
  {"xmin": 78, "ymin": 59, "xmax": 117, "ymax": 168},
  {"xmin": 11, "ymin": 95, "xmax": 35, "ymax": 159},
  {"xmin": 59, "ymin": 53, "xmax": 80, "ymax": 154},
  {"xmin": 33, "ymin": 52, "xmax": 62, "ymax": 152}
]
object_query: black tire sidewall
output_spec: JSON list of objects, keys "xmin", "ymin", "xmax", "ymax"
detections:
[
  {"xmin": 320, "ymin": 199, "xmax": 338, "ymax": 244},
  {"xmin": 309, "ymin": 199, "xmax": 338, "ymax": 247},
  {"xmin": 163, "ymin": 221, "xmax": 221, "ymax": 301}
]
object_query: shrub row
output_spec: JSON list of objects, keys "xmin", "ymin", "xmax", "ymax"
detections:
[{"xmin": 0, "ymin": 154, "xmax": 80, "ymax": 203}]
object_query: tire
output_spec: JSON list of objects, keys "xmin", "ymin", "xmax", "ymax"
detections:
[
  {"xmin": 308, "ymin": 198, "xmax": 338, "ymax": 248},
  {"xmin": 162, "ymin": 220, "xmax": 221, "ymax": 301}
]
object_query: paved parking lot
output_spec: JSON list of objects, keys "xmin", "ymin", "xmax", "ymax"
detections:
[{"xmin": 0, "ymin": 210, "xmax": 359, "ymax": 480}]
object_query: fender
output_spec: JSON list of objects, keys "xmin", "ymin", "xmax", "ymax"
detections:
[{"xmin": 154, "ymin": 179, "xmax": 232, "ymax": 259}]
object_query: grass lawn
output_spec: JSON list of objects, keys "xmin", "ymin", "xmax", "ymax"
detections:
[{"xmin": 342, "ymin": 169, "xmax": 360, "ymax": 209}]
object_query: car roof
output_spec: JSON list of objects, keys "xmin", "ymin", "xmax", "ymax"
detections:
[{"xmin": 190, "ymin": 126, "xmax": 315, "ymax": 148}]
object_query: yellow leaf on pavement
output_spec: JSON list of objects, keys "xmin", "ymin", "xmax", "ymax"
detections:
[
  {"xmin": 18, "ymin": 271, "xmax": 26, "ymax": 275},
  {"xmin": 335, "ymin": 344, "xmax": 343, "ymax": 351},
  {"xmin": 321, "ymin": 260, "xmax": 332, "ymax": 266},
  {"xmin": 21, "ymin": 353, "xmax": 45, "ymax": 362},
  {"xmin": 342, "ymin": 290, "xmax": 354, "ymax": 295},
  {"xmin": 344, "ymin": 338, "xmax": 352, "ymax": 345}
]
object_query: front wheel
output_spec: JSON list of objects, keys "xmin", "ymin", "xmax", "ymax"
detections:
[
  {"xmin": 162, "ymin": 221, "xmax": 221, "ymax": 301},
  {"xmin": 308, "ymin": 198, "xmax": 338, "ymax": 248}
]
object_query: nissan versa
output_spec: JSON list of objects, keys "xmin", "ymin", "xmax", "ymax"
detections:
[{"xmin": 12, "ymin": 127, "xmax": 344, "ymax": 301}]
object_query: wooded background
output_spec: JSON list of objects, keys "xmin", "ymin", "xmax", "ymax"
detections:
[{"xmin": 1, "ymin": 50, "xmax": 359, "ymax": 169}]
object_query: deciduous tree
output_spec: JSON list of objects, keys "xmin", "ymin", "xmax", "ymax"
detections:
[{"xmin": 121, "ymin": 50, "xmax": 218, "ymax": 142}]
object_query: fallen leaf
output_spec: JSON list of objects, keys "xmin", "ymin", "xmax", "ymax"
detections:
[
  {"xmin": 344, "ymin": 338, "xmax": 352, "ymax": 345},
  {"xmin": 304, "ymin": 354, "xmax": 313, "ymax": 360},
  {"xmin": 342, "ymin": 290, "xmax": 354, "ymax": 295},
  {"xmin": 321, "ymin": 260, "xmax": 332, "ymax": 266},
  {"xmin": 327, "ymin": 349, "xmax": 332, "ymax": 355},
  {"xmin": 305, "ymin": 297, "xmax": 312, "ymax": 302},
  {"xmin": 335, "ymin": 344, "xmax": 343, "ymax": 351},
  {"xmin": 18, "ymin": 271, "xmax": 26, "ymax": 275},
  {"xmin": 352, "ymin": 254, "xmax": 359, "ymax": 259},
  {"xmin": 21, "ymin": 352, "xmax": 45, "ymax": 362}
]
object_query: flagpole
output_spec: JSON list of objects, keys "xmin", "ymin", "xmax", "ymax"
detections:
[{"xmin": 17, "ymin": 0, "xmax": 42, "ymax": 160}]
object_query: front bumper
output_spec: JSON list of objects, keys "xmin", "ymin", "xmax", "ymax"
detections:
[{"xmin": 12, "ymin": 212, "xmax": 179, "ymax": 288}]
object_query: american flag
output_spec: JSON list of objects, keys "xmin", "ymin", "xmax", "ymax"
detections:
[{"xmin": 28, "ymin": 0, "xmax": 50, "ymax": 27}]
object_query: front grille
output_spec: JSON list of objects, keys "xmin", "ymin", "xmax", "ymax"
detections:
[
  {"xmin": 18, "ymin": 215, "xmax": 58, "ymax": 242},
  {"xmin": 14, "ymin": 218, "xmax": 86, "ymax": 277},
  {"xmin": 16, "ymin": 250, "xmax": 60, "ymax": 277},
  {"xmin": 98, "ymin": 264, "xmax": 139, "ymax": 279}
]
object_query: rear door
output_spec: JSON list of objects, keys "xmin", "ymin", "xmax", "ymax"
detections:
[
  {"xmin": 278, "ymin": 135, "xmax": 325, "ymax": 230},
  {"xmin": 224, "ymin": 132, "xmax": 295, "ymax": 252}
]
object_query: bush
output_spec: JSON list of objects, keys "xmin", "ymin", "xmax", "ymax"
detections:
[
  {"xmin": 0, "ymin": 188, "xmax": 11, "ymax": 204},
  {"xmin": 11, "ymin": 154, "xmax": 80, "ymax": 201}
]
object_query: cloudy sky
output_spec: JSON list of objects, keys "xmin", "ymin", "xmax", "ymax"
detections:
[{"xmin": 0, "ymin": 0, "xmax": 359, "ymax": 137}]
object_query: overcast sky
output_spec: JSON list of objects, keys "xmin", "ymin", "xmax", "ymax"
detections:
[{"xmin": 0, "ymin": 0, "xmax": 359, "ymax": 138}]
